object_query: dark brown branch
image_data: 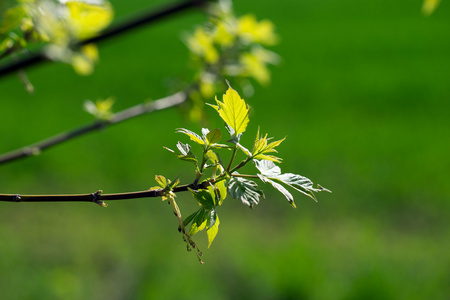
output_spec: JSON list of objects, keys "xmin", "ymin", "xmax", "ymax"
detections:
[
  {"xmin": 0, "ymin": 0, "xmax": 210, "ymax": 78},
  {"xmin": 0, "ymin": 180, "xmax": 212, "ymax": 203},
  {"xmin": 0, "ymin": 90, "xmax": 188, "ymax": 165}
]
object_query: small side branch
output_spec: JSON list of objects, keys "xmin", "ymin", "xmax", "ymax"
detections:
[
  {"xmin": 0, "ymin": 0, "xmax": 210, "ymax": 78},
  {"xmin": 0, "ymin": 90, "xmax": 188, "ymax": 165}
]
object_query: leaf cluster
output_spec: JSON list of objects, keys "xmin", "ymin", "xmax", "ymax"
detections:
[{"xmin": 161, "ymin": 85, "xmax": 330, "ymax": 252}]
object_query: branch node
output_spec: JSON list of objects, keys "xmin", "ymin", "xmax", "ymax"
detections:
[{"xmin": 91, "ymin": 190, "xmax": 107, "ymax": 207}]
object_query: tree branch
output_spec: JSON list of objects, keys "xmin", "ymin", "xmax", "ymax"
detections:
[
  {"xmin": 0, "ymin": 0, "xmax": 210, "ymax": 78},
  {"xmin": 0, "ymin": 179, "xmax": 212, "ymax": 204},
  {"xmin": 0, "ymin": 89, "xmax": 189, "ymax": 165}
]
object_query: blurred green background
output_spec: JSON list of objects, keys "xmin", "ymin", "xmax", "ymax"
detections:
[{"xmin": 1, "ymin": 0, "xmax": 449, "ymax": 299}]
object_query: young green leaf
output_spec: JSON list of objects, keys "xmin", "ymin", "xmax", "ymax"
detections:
[
  {"xmin": 208, "ymin": 87, "xmax": 250, "ymax": 136},
  {"xmin": 252, "ymin": 128, "xmax": 285, "ymax": 163},
  {"xmin": 189, "ymin": 207, "xmax": 208, "ymax": 235},
  {"xmin": 206, "ymin": 128, "xmax": 222, "ymax": 145},
  {"xmin": 206, "ymin": 210, "xmax": 220, "ymax": 248},
  {"xmin": 189, "ymin": 188, "xmax": 215, "ymax": 209},
  {"xmin": 228, "ymin": 176, "xmax": 264, "ymax": 208},
  {"xmin": 154, "ymin": 175, "xmax": 167, "ymax": 188}
]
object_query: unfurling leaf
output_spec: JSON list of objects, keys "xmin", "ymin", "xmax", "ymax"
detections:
[
  {"xmin": 154, "ymin": 175, "xmax": 167, "ymax": 188},
  {"xmin": 208, "ymin": 87, "xmax": 250, "ymax": 136},
  {"xmin": 228, "ymin": 176, "xmax": 264, "ymax": 208},
  {"xmin": 255, "ymin": 160, "xmax": 330, "ymax": 206},
  {"xmin": 252, "ymin": 127, "xmax": 285, "ymax": 163}
]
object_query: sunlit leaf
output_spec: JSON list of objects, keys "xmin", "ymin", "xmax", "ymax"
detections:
[
  {"xmin": 237, "ymin": 14, "xmax": 278, "ymax": 46},
  {"xmin": 228, "ymin": 176, "xmax": 264, "ymax": 208},
  {"xmin": 422, "ymin": 0, "xmax": 440, "ymax": 15},
  {"xmin": 154, "ymin": 175, "xmax": 167, "ymax": 188},
  {"xmin": 189, "ymin": 207, "xmax": 207, "ymax": 235},
  {"xmin": 0, "ymin": 5, "xmax": 27, "ymax": 34},
  {"xmin": 176, "ymin": 128, "xmax": 205, "ymax": 146},
  {"xmin": 66, "ymin": 1, "xmax": 114, "ymax": 39},
  {"xmin": 208, "ymin": 87, "xmax": 250, "ymax": 136},
  {"xmin": 255, "ymin": 160, "xmax": 330, "ymax": 205},
  {"xmin": 252, "ymin": 128, "xmax": 285, "ymax": 163},
  {"xmin": 206, "ymin": 211, "xmax": 220, "ymax": 248},
  {"xmin": 186, "ymin": 27, "xmax": 219, "ymax": 64}
]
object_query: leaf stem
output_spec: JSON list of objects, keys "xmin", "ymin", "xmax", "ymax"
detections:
[{"xmin": 226, "ymin": 146, "xmax": 238, "ymax": 173}]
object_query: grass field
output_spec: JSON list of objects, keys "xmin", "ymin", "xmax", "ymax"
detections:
[{"xmin": 0, "ymin": 0, "xmax": 449, "ymax": 299}]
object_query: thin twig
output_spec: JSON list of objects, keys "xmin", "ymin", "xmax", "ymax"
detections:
[
  {"xmin": 0, "ymin": 90, "xmax": 189, "ymax": 165},
  {"xmin": 0, "ymin": 179, "xmax": 212, "ymax": 203},
  {"xmin": 0, "ymin": 0, "xmax": 210, "ymax": 78}
]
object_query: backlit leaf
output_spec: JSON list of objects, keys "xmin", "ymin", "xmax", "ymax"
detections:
[
  {"xmin": 422, "ymin": 0, "xmax": 440, "ymax": 15},
  {"xmin": 189, "ymin": 208, "xmax": 207, "ymax": 235},
  {"xmin": 208, "ymin": 87, "xmax": 250, "ymax": 136},
  {"xmin": 206, "ymin": 211, "xmax": 220, "ymax": 248},
  {"xmin": 177, "ymin": 128, "xmax": 205, "ymax": 146},
  {"xmin": 255, "ymin": 160, "xmax": 330, "ymax": 205},
  {"xmin": 252, "ymin": 128, "xmax": 285, "ymax": 163},
  {"xmin": 228, "ymin": 176, "xmax": 264, "ymax": 208}
]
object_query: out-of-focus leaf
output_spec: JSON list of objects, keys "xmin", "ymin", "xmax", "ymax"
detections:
[
  {"xmin": 227, "ymin": 176, "xmax": 264, "ymax": 208},
  {"xmin": 0, "ymin": 5, "xmax": 27, "ymax": 34},
  {"xmin": 422, "ymin": 0, "xmax": 440, "ymax": 15},
  {"xmin": 66, "ymin": 1, "xmax": 114, "ymax": 39}
]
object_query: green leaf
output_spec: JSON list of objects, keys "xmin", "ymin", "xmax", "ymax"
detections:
[
  {"xmin": 0, "ymin": 5, "xmax": 27, "ymax": 34},
  {"xmin": 208, "ymin": 87, "xmax": 250, "ymax": 136},
  {"xmin": 422, "ymin": 0, "xmax": 440, "ymax": 15},
  {"xmin": 189, "ymin": 208, "xmax": 207, "ymax": 235},
  {"xmin": 176, "ymin": 128, "xmax": 205, "ymax": 146},
  {"xmin": 189, "ymin": 188, "xmax": 215, "ymax": 209},
  {"xmin": 206, "ymin": 128, "xmax": 222, "ymax": 145},
  {"xmin": 255, "ymin": 160, "xmax": 330, "ymax": 205},
  {"xmin": 258, "ymin": 174, "xmax": 295, "ymax": 207},
  {"xmin": 206, "ymin": 180, "xmax": 227, "ymax": 206},
  {"xmin": 206, "ymin": 211, "xmax": 220, "ymax": 248},
  {"xmin": 154, "ymin": 175, "xmax": 167, "ymax": 188},
  {"xmin": 183, "ymin": 208, "xmax": 201, "ymax": 227},
  {"xmin": 252, "ymin": 127, "xmax": 285, "ymax": 163},
  {"xmin": 228, "ymin": 176, "xmax": 264, "ymax": 208}
]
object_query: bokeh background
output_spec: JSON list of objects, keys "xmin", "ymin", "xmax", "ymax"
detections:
[{"xmin": 1, "ymin": 0, "xmax": 449, "ymax": 299}]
